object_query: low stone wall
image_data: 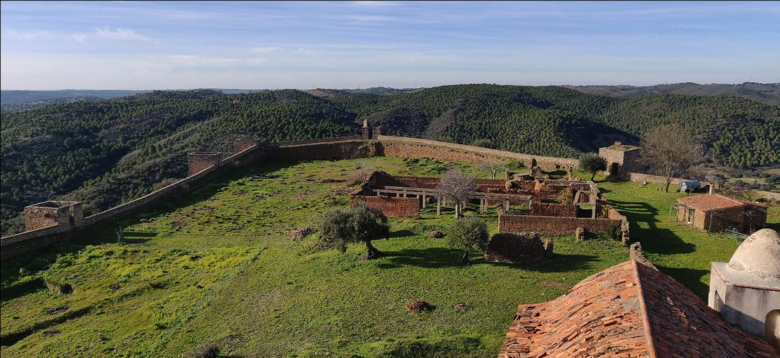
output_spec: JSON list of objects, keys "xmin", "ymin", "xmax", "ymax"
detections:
[
  {"xmin": 484, "ymin": 232, "xmax": 547, "ymax": 263},
  {"xmin": 498, "ymin": 212, "xmax": 621, "ymax": 236},
  {"xmin": 267, "ymin": 140, "xmax": 378, "ymax": 161},
  {"xmin": 0, "ymin": 225, "xmax": 64, "ymax": 247},
  {"xmin": 350, "ymin": 195, "xmax": 420, "ymax": 218},
  {"xmin": 376, "ymin": 135, "xmax": 578, "ymax": 169},
  {"xmin": 627, "ymin": 172, "xmax": 701, "ymax": 187},
  {"xmin": 531, "ymin": 203, "xmax": 578, "ymax": 217},
  {"xmin": 273, "ymin": 135, "xmax": 362, "ymax": 147}
]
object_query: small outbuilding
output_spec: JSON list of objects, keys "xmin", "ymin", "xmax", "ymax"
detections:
[{"xmin": 676, "ymin": 193, "xmax": 767, "ymax": 234}]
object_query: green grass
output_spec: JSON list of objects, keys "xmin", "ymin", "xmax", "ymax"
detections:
[
  {"xmin": 3, "ymin": 158, "xmax": 769, "ymax": 357},
  {"xmin": 596, "ymin": 178, "xmax": 780, "ymax": 300}
]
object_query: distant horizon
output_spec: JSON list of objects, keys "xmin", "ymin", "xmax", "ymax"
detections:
[{"xmin": 2, "ymin": 81, "xmax": 779, "ymax": 92}]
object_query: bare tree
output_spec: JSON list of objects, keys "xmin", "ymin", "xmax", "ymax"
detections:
[
  {"xmin": 640, "ymin": 124, "xmax": 704, "ymax": 193},
  {"xmin": 436, "ymin": 169, "xmax": 477, "ymax": 219},
  {"xmin": 476, "ymin": 161, "xmax": 506, "ymax": 179}
]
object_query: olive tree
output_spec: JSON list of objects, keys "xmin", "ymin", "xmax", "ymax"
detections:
[
  {"xmin": 446, "ymin": 217, "xmax": 489, "ymax": 265},
  {"xmin": 318, "ymin": 202, "xmax": 390, "ymax": 260},
  {"xmin": 435, "ymin": 169, "xmax": 477, "ymax": 219},
  {"xmin": 578, "ymin": 153, "xmax": 607, "ymax": 181},
  {"xmin": 641, "ymin": 124, "xmax": 704, "ymax": 192}
]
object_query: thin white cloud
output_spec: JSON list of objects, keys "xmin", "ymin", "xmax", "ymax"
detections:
[
  {"xmin": 95, "ymin": 27, "xmax": 151, "ymax": 41},
  {"xmin": 168, "ymin": 55, "xmax": 240, "ymax": 67},
  {"xmin": 251, "ymin": 47, "xmax": 280, "ymax": 53},
  {"xmin": 2, "ymin": 30, "xmax": 51, "ymax": 41}
]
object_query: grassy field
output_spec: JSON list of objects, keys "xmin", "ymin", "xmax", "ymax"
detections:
[{"xmin": 2, "ymin": 157, "xmax": 776, "ymax": 357}]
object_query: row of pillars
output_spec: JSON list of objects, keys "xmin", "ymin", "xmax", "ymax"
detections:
[{"xmin": 382, "ymin": 190, "xmax": 513, "ymax": 215}]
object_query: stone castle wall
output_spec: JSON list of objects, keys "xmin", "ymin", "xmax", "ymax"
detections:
[
  {"xmin": 267, "ymin": 140, "xmax": 377, "ymax": 161},
  {"xmin": 498, "ymin": 212, "xmax": 621, "ymax": 236},
  {"xmin": 350, "ymin": 195, "xmax": 420, "ymax": 218}
]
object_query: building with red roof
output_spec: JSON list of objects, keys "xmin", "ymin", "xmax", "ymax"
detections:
[
  {"xmin": 498, "ymin": 259, "xmax": 778, "ymax": 357},
  {"xmin": 676, "ymin": 193, "xmax": 766, "ymax": 233}
]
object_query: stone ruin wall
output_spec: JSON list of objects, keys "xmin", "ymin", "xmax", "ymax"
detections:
[
  {"xmin": 484, "ymin": 232, "xmax": 548, "ymax": 263},
  {"xmin": 23, "ymin": 206, "xmax": 68, "ymax": 231},
  {"xmin": 531, "ymin": 203, "xmax": 578, "ymax": 217},
  {"xmin": 350, "ymin": 195, "xmax": 420, "ymax": 218},
  {"xmin": 266, "ymin": 140, "xmax": 378, "ymax": 161},
  {"xmin": 498, "ymin": 212, "xmax": 621, "ymax": 236}
]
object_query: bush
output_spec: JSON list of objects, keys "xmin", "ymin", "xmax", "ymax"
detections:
[
  {"xmin": 446, "ymin": 217, "xmax": 489, "ymax": 265},
  {"xmin": 605, "ymin": 223, "xmax": 619, "ymax": 241},
  {"xmin": 578, "ymin": 153, "xmax": 607, "ymax": 181},
  {"xmin": 318, "ymin": 202, "xmax": 390, "ymax": 259}
]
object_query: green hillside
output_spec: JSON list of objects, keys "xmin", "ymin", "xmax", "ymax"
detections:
[
  {"xmin": 1, "ymin": 89, "xmax": 360, "ymax": 235},
  {"xmin": 2, "ymin": 85, "xmax": 779, "ymax": 236}
]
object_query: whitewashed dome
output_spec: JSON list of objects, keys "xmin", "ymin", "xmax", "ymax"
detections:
[{"xmin": 728, "ymin": 228, "xmax": 780, "ymax": 278}]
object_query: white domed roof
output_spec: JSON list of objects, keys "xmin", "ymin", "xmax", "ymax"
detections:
[{"xmin": 728, "ymin": 229, "xmax": 780, "ymax": 279}]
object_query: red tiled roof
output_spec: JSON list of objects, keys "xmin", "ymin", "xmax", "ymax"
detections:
[
  {"xmin": 498, "ymin": 260, "xmax": 778, "ymax": 358},
  {"xmin": 677, "ymin": 194, "xmax": 745, "ymax": 211}
]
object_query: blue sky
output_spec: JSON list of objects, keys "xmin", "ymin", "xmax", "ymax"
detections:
[{"xmin": 1, "ymin": 1, "xmax": 778, "ymax": 90}]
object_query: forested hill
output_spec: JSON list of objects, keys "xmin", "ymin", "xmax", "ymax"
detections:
[
  {"xmin": 326, "ymin": 84, "xmax": 779, "ymax": 167},
  {"xmin": 1, "ymin": 89, "xmax": 360, "ymax": 234},
  {"xmin": 2, "ymin": 85, "xmax": 779, "ymax": 235}
]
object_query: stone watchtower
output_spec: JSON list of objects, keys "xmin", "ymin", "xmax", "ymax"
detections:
[
  {"xmin": 362, "ymin": 119, "xmax": 380, "ymax": 140},
  {"xmin": 598, "ymin": 142, "xmax": 641, "ymax": 180},
  {"xmin": 708, "ymin": 228, "xmax": 780, "ymax": 347},
  {"xmin": 23, "ymin": 201, "xmax": 84, "ymax": 232}
]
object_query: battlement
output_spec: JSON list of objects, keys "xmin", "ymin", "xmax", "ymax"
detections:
[{"xmin": 23, "ymin": 201, "xmax": 83, "ymax": 231}]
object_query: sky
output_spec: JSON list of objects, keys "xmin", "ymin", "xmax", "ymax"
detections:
[{"xmin": 1, "ymin": 1, "xmax": 779, "ymax": 90}]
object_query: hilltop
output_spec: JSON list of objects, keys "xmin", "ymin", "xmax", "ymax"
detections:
[{"xmin": 566, "ymin": 82, "xmax": 780, "ymax": 107}]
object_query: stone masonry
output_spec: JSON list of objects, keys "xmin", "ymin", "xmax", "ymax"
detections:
[
  {"xmin": 23, "ymin": 201, "xmax": 83, "ymax": 231},
  {"xmin": 188, "ymin": 153, "xmax": 222, "ymax": 176}
]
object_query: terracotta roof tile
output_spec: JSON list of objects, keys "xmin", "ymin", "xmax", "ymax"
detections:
[
  {"xmin": 498, "ymin": 260, "xmax": 778, "ymax": 357},
  {"xmin": 677, "ymin": 194, "xmax": 745, "ymax": 211}
]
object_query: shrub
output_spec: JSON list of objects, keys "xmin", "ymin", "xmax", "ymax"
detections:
[
  {"xmin": 446, "ymin": 217, "xmax": 489, "ymax": 265},
  {"xmin": 318, "ymin": 202, "xmax": 390, "ymax": 260},
  {"xmin": 578, "ymin": 153, "xmax": 607, "ymax": 181}
]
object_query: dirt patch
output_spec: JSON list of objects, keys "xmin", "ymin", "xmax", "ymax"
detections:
[
  {"xmin": 406, "ymin": 300, "xmax": 434, "ymax": 312},
  {"xmin": 287, "ymin": 227, "xmax": 315, "ymax": 241},
  {"xmin": 452, "ymin": 302, "xmax": 468, "ymax": 311},
  {"xmin": 541, "ymin": 281, "xmax": 571, "ymax": 290},
  {"xmin": 234, "ymin": 190, "xmax": 247, "ymax": 195},
  {"xmin": 171, "ymin": 221, "xmax": 188, "ymax": 228},
  {"xmin": 427, "ymin": 231, "xmax": 444, "ymax": 238},
  {"xmin": 109, "ymin": 284, "xmax": 121, "ymax": 292},
  {"xmin": 42, "ymin": 329, "xmax": 62, "ymax": 337},
  {"xmin": 190, "ymin": 255, "xmax": 203, "ymax": 262},
  {"xmin": 46, "ymin": 305, "xmax": 69, "ymax": 315}
]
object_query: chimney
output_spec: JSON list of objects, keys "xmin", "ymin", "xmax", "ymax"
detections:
[{"xmin": 709, "ymin": 184, "xmax": 714, "ymax": 195}]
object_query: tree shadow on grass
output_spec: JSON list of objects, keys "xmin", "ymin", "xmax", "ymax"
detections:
[
  {"xmin": 376, "ymin": 247, "xmax": 598, "ymax": 272},
  {"xmin": 389, "ymin": 229, "xmax": 415, "ymax": 238},
  {"xmin": 632, "ymin": 227, "xmax": 696, "ymax": 255},
  {"xmin": 654, "ymin": 265, "xmax": 711, "ymax": 301},
  {"xmin": 608, "ymin": 199, "xmax": 659, "ymax": 230}
]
